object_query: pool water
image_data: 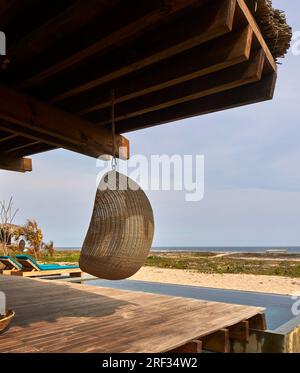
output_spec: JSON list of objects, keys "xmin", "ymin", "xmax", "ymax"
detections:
[{"xmin": 79, "ymin": 278, "xmax": 297, "ymax": 330}]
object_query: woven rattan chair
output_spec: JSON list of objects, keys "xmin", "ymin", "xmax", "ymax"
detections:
[{"xmin": 80, "ymin": 171, "xmax": 154, "ymax": 279}]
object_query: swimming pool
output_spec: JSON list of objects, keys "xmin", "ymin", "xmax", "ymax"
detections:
[{"xmin": 75, "ymin": 278, "xmax": 297, "ymax": 330}]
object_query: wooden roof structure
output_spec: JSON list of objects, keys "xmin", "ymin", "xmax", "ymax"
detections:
[{"xmin": 0, "ymin": 0, "xmax": 290, "ymax": 172}]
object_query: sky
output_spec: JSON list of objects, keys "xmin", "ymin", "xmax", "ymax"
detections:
[{"xmin": 1, "ymin": 0, "xmax": 299, "ymax": 248}]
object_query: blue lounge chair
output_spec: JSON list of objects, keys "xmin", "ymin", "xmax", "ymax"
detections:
[
  {"xmin": 0, "ymin": 256, "xmax": 23, "ymax": 272},
  {"xmin": 16, "ymin": 254, "xmax": 79, "ymax": 271},
  {"xmin": 14, "ymin": 254, "xmax": 81, "ymax": 277},
  {"xmin": 0, "ymin": 255, "xmax": 23, "ymax": 275}
]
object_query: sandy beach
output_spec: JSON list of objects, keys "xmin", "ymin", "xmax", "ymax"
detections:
[{"xmin": 131, "ymin": 267, "xmax": 300, "ymax": 296}]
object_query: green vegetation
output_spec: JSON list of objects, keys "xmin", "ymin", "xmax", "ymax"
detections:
[
  {"xmin": 33, "ymin": 251, "xmax": 300, "ymax": 277},
  {"xmin": 39, "ymin": 250, "xmax": 80, "ymax": 263},
  {"xmin": 2, "ymin": 249, "xmax": 300, "ymax": 278},
  {"xmin": 0, "ymin": 249, "xmax": 80, "ymax": 264},
  {"xmin": 41, "ymin": 250, "xmax": 300, "ymax": 278},
  {"xmin": 145, "ymin": 252, "xmax": 300, "ymax": 278}
]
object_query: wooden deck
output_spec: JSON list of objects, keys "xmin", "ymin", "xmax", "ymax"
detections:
[
  {"xmin": 11, "ymin": 268, "xmax": 82, "ymax": 277},
  {"xmin": 0, "ymin": 276, "xmax": 266, "ymax": 353}
]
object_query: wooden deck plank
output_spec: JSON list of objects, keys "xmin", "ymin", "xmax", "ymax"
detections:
[{"xmin": 0, "ymin": 276, "xmax": 265, "ymax": 353}]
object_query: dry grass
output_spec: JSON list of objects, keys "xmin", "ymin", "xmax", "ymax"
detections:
[{"xmin": 246, "ymin": 0, "xmax": 292, "ymax": 60}]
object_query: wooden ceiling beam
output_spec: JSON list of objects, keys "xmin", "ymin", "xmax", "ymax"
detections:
[
  {"xmin": 2, "ymin": 139, "xmax": 40, "ymax": 154},
  {"xmin": 15, "ymin": 0, "xmax": 201, "ymax": 90},
  {"xmin": 0, "ymin": 156, "xmax": 32, "ymax": 173},
  {"xmin": 48, "ymin": 0, "xmax": 237, "ymax": 103},
  {"xmin": 7, "ymin": 0, "xmax": 118, "ymax": 68},
  {"xmin": 0, "ymin": 84, "xmax": 129, "ymax": 159},
  {"xmin": 0, "ymin": 1, "xmax": 18, "ymax": 18},
  {"xmin": 116, "ymin": 72, "xmax": 277, "ymax": 133},
  {"xmin": 74, "ymin": 25, "xmax": 253, "ymax": 116},
  {"xmin": 237, "ymin": 0, "xmax": 276, "ymax": 72},
  {"xmin": 0, "ymin": 120, "xmax": 61, "ymax": 150},
  {"xmin": 0, "ymin": 135, "xmax": 38, "ymax": 152},
  {"xmin": 2, "ymin": 1, "xmax": 76, "ymax": 47},
  {"xmin": 95, "ymin": 49, "xmax": 265, "ymax": 125},
  {"xmin": 0, "ymin": 1, "xmax": 34, "ymax": 23},
  {"xmin": 0, "ymin": 131, "xmax": 16, "ymax": 143},
  {"xmin": 6, "ymin": 142, "xmax": 55, "ymax": 158}
]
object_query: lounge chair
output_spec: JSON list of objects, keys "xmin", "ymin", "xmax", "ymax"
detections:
[
  {"xmin": 14, "ymin": 254, "xmax": 81, "ymax": 277},
  {"xmin": 0, "ymin": 256, "xmax": 23, "ymax": 275}
]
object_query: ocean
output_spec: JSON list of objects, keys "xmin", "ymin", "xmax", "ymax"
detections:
[{"xmin": 56, "ymin": 246, "xmax": 300, "ymax": 253}]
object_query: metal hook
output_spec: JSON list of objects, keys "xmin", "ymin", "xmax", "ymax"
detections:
[
  {"xmin": 111, "ymin": 88, "xmax": 117, "ymax": 171},
  {"xmin": 111, "ymin": 156, "xmax": 117, "ymax": 171}
]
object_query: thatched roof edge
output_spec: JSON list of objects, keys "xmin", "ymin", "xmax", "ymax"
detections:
[{"xmin": 246, "ymin": 0, "xmax": 292, "ymax": 61}]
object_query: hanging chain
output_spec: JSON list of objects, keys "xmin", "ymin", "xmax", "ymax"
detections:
[{"xmin": 111, "ymin": 88, "xmax": 117, "ymax": 171}]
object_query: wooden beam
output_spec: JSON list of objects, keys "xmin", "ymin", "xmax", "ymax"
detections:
[
  {"xmin": 168, "ymin": 340, "xmax": 202, "ymax": 353},
  {"xmin": 116, "ymin": 72, "xmax": 277, "ymax": 133},
  {"xmin": 248, "ymin": 313, "xmax": 267, "ymax": 330},
  {"xmin": 49, "ymin": 0, "xmax": 237, "ymax": 103},
  {"xmin": 0, "ymin": 0, "xmax": 18, "ymax": 16},
  {"xmin": 0, "ymin": 156, "xmax": 32, "ymax": 173},
  {"xmin": 8, "ymin": 0, "xmax": 118, "ymax": 68},
  {"xmin": 237, "ymin": 0, "xmax": 276, "ymax": 71},
  {"xmin": 95, "ymin": 49, "xmax": 264, "ymax": 125},
  {"xmin": 4, "ymin": 140, "xmax": 40, "ymax": 153},
  {"xmin": 2, "ymin": 1, "xmax": 78, "ymax": 47},
  {"xmin": 0, "ymin": 135, "xmax": 38, "ymax": 152},
  {"xmin": 228, "ymin": 320, "xmax": 249, "ymax": 342},
  {"xmin": 0, "ymin": 0, "xmax": 33, "ymax": 21},
  {"xmin": 0, "ymin": 120, "xmax": 62, "ymax": 151},
  {"xmin": 0, "ymin": 132, "xmax": 16, "ymax": 143},
  {"xmin": 8, "ymin": 143, "xmax": 55, "ymax": 158},
  {"xmin": 247, "ymin": 329, "xmax": 286, "ymax": 353},
  {"xmin": 75, "ymin": 25, "xmax": 253, "ymax": 116},
  {"xmin": 0, "ymin": 84, "xmax": 129, "ymax": 159},
  {"xmin": 16, "ymin": 0, "xmax": 200, "ymax": 90},
  {"xmin": 201, "ymin": 329, "xmax": 229, "ymax": 353}
]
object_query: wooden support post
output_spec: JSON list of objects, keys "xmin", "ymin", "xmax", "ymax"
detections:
[
  {"xmin": 201, "ymin": 329, "xmax": 230, "ymax": 353},
  {"xmin": 228, "ymin": 320, "xmax": 250, "ymax": 342},
  {"xmin": 247, "ymin": 329, "xmax": 286, "ymax": 353},
  {"xmin": 168, "ymin": 340, "xmax": 202, "ymax": 353},
  {"xmin": 248, "ymin": 313, "xmax": 267, "ymax": 330}
]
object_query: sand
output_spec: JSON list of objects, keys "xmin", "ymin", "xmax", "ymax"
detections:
[{"xmin": 130, "ymin": 267, "xmax": 300, "ymax": 296}]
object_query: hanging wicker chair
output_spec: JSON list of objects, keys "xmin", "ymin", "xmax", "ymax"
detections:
[{"xmin": 80, "ymin": 171, "xmax": 154, "ymax": 280}]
